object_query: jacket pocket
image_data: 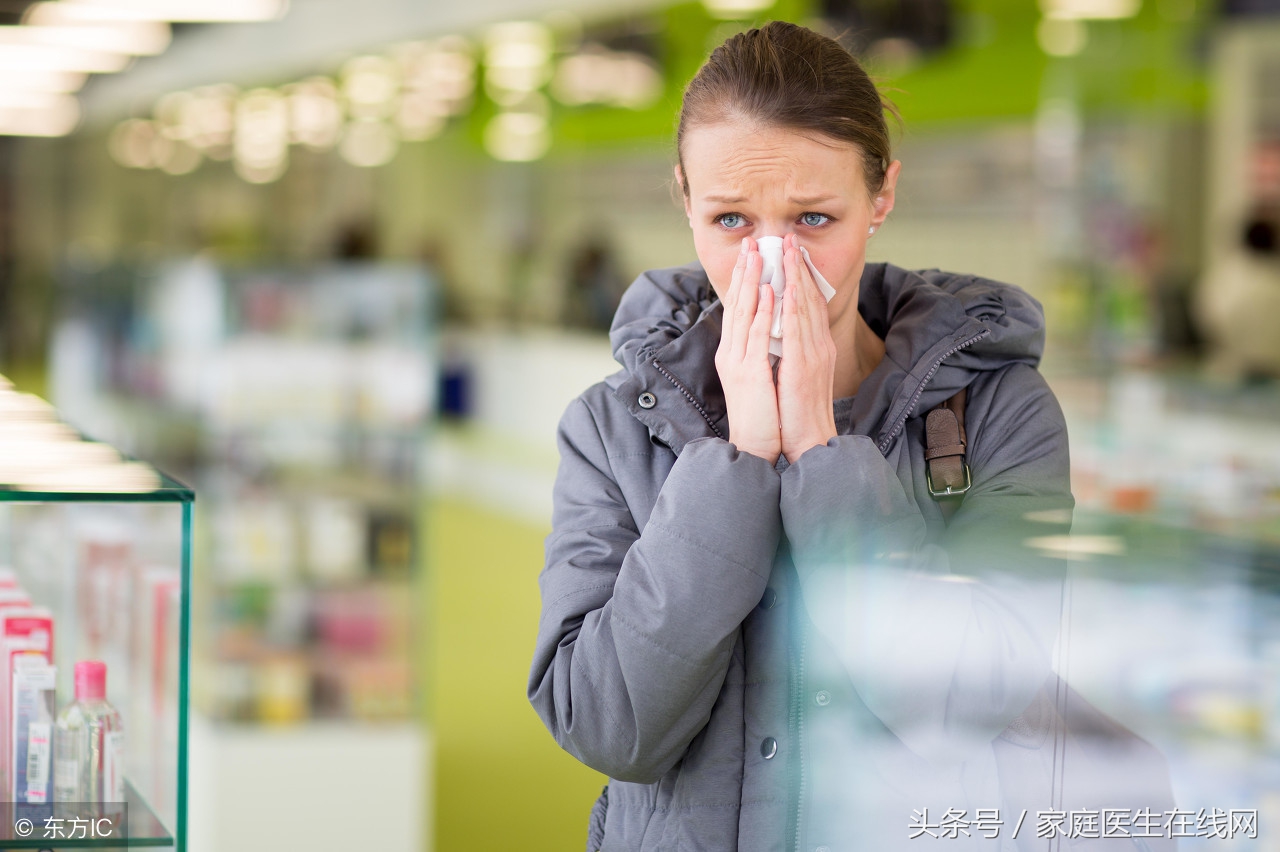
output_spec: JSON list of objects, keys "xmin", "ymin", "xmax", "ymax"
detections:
[{"xmin": 586, "ymin": 784, "xmax": 608, "ymax": 852}]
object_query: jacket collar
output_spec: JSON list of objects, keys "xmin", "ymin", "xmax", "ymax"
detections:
[{"xmin": 608, "ymin": 262, "xmax": 1043, "ymax": 456}]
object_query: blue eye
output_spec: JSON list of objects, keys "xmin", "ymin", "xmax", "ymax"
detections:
[
  {"xmin": 801, "ymin": 212, "xmax": 830, "ymax": 227},
  {"xmin": 715, "ymin": 213, "xmax": 746, "ymax": 229}
]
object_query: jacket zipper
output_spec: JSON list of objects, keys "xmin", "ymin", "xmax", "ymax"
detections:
[
  {"xmin": 876, "ymin": 329, "xmax": 990, "ymax": 455},
  {"xmin": 790, "ymin": 626, "xmax": 808, "ymax": 852},
  {"xmin": 651, "ymin": 359, "xmax": 724, "ymax": 439}
]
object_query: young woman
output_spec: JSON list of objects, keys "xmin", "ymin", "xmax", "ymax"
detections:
[{"xmin": 529, "ymin": 21, "xmax": 1087, "ymax": 851}]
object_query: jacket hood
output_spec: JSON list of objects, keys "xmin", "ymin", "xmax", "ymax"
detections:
[{"xmin": 608, "ymin": 261, "xmax": 1046, "ymax": 456}]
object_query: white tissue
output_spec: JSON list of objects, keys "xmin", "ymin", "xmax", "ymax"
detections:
[{"xmin": 755, "ymin": 236, "xmax": 837, "ymax": 358}]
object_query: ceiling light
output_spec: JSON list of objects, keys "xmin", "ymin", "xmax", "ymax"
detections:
[
  {"xmin": 342, "ymin": 55, "xmax": 399, "ymax": 120},
  {"xmin": 1040, "ymin": 0, "xmax": 1140, "ymax": 19},
  {"xmin": 285, "ymin": 77, "xmax": 342, "ymax": 150},
  {"xmin": 183, "ymin": 84, "xmax": 236, "ymax": 157},
  {"xmin": 0, "ymin": 89, "xmax": 73, "ymax": 109},
  {"xmin": 0, "ymin": 43, "xmax": 132, "ymax": 73},
  {"xmin": 17, "ymin": 6, "xmax": 171, "ymax": 54},
  {"xmin": 484, "ymin": 22, "xmax": 552, "ymax": 101},
  {"xmin": 396, "ymin": 37, "xmax": 475, "ymax": 111},
  {"xmin": 234, "ymin": 87, "xmax": 288, "ymax": 182},
  {"xmin": 0, "ymin": 97, "xmax": 79, "ymax": 136},
  {"xmin": 551, "ymin": 47, "xmax": 662, "ymax": 110},
  {"xmin": 2, "ymin": 22, "xmax": 171, "ymax": 56},
  {"xmin": 701, "ymin": 0, "xmax": 774, "ymax": 19},
  {"xmin": 55, "ymin": 0, "xmax": 289, "ymax": 23},
  {"xmin": 0, "ymin": 68, "xmax": 86, "ymax": 93},
  {"xmin": 339, "ymin": 118, "xmax": 398, "ymax": 167}
]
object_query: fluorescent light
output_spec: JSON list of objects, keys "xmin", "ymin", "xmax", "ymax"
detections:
[
  {"xmin": 0, "ymin": 96, "xmax": 80, "ymax": 136},
  {"xmin": 0, "ymin": 43, "xmax": 132, "ymax": 73},
  {"xmin": 56, "ymin": 0, "xmax": 289, "ymax": 23},
  {"xmin": 0, "ymin": 90, "xmax": 73, "ymax": 109},
  {"xmin": 0, "ymin": 22, "xmax": 169, "ymax": 55},
  {"xmin": 701, "ymin": 0, "xmax": 774, "ymax": 19},
  {"xmin": 0, "ymin": 68, "xmax": 86, "ymax": 93},
  {"xmin": 1040, "ymin": 0, "xmax": 1140, "ymax": 19}
]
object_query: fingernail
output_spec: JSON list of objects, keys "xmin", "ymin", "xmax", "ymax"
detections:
[
  {"xmin": 759, "ymin": 284, "xmax": 769, "ymax": 300},
  {"xmin": 740, "ymin": 238, "xmax": 748, "ymax": 255}
]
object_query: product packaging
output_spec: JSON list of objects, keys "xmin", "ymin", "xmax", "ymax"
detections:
[
  {"xmin": 10, "ymin": 654, "xmax": 56, "ymax": 803},
  {"xmin": 0, "ymin": 635, "xmax": 49, "ymax": 801}
]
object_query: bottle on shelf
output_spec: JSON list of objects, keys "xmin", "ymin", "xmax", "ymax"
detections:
[{"xmin": 54, "ymin": 661, "xmax": 125, "ymax": 808}]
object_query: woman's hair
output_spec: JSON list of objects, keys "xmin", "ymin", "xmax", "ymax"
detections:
[{"xmin": 677, "ymin": 20, "xmax": 897, "ymax": 199}]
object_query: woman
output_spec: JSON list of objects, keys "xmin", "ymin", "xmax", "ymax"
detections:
[{"xmin": 529, "ymin": 21, "xmax": 1079, "ymax": 851}]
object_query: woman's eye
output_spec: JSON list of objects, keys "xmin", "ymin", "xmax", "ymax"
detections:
[
  {"xmin": 800, "ymin": 212, "xmax": 830, "ymax": 227},
  {"xmin": 715, "ymin": 213, "xmax": 746, "ymax": 229}
]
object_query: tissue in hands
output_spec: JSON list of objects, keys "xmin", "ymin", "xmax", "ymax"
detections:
[{"xmin": 755, "ymin": 236, "xmax": 837, "ymax": 358}]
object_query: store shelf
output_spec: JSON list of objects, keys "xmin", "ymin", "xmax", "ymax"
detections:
[
  {"xmin": 0, "ymin": 782, "xmax": 173, "ymax": 848},
  {"xmin": 0, "ymin": 474, "xmax": 194, "ymax": 504},
  {"xmin": 0, "ymin": 381, "xmax": 193, "ymax": 852}
]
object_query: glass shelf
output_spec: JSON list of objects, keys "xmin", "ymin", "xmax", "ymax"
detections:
[
  {"xmin": 0, "ymin": 381, "xmax": 191, "ymax": 852},
  {"xmin": 0, "ymin": 782, "xmax": 173, "ymax": 848},
  {"xmin": 0, "ymin": 473, "xmax": 194, "ymax": 504}
]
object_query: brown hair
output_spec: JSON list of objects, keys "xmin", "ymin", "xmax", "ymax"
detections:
[{"xmin": 677, "ymin": 21, "xmax": 897, "ymax": 199}]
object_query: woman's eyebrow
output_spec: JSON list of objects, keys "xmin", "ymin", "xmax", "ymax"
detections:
[
  {"xmin": 789, "ymin": 193, "xmax": 838, "ymax": 205},
  {"xmin": 701, "ymin": 193, "xmax": 839, "ymax": 205}
]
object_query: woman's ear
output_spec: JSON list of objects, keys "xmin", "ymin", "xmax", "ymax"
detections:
[
  {"xmin": 674, "ymin": 164, "xmax": 693, "ymax": 226},
  {"xmin": 872, "ymin": 160, "xmax": 902, "ymax": 229}
]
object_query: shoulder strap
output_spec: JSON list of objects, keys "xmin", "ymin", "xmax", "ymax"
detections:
[{"xmin": 924, "ymin": 388, "xmax": 970, "ymax": 522}]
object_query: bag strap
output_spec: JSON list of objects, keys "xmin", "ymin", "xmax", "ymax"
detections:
[{"xmin": 924, "ymin": 388, "xmax": 970, "ymax": 522}]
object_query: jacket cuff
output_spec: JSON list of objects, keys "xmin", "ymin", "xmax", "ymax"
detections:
[
  {"xmin": 780, "ymin": 435, "xmax": 925, "ymax": 579},
  {"xmin": 647, "ymin": 437, "xmax": 782, "ymax": 580}
]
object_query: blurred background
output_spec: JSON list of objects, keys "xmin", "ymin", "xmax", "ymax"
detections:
[{"xmin": 1, "ymin": 0, "xmax": 1280, "ymax": 849}]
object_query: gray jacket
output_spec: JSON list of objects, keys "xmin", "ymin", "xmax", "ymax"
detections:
[{"xmin": 529, "ymin": 261, "xmax": 1075, "ymax": 851}]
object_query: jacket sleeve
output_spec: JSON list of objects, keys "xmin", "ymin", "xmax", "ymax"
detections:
[
  {"xmin": 780, "ymin": 363, "xmax": 1073, "ymax": 762},
  {"xmin": 528, "ymin": 396, "xmax": 782, "ymax": 783}
]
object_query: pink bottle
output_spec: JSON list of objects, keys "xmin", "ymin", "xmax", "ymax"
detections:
[{"xmin": 54, "ymin": 661, "xmax": 125, "ymax": 806}]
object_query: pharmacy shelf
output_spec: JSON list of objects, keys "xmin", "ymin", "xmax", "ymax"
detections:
[{"xmin": 0, "ymin": 782, "xmax": 172, "ymax": 848}]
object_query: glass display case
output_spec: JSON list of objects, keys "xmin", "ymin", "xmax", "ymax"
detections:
[
  {"xmin": 48, "ymin": 258, "xmax": 432, "ymax": 852},
  {"xmin": 0, "ymin": 379, "xmax": 191, "ymax": 850}
]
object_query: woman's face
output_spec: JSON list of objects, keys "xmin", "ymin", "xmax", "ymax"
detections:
[{"xmin": 678, "ymin": 119, "xmax": 900, "ymax": 331}]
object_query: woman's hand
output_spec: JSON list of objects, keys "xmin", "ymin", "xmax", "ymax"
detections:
[
  {"xmin": 716, "ymin": 237, "xmax": 782, "ymax": 462},
  {"xmin": 777, "ymin": 235, "xmax": 838, "ymax": 464}
]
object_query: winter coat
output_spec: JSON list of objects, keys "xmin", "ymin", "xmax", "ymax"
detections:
[{"xmin": 529, "ymin": 260, "xmax": 1076, "ymax": 851}]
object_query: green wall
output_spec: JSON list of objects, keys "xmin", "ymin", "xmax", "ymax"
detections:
[{"xmin": 427, "ymin": 498, "xmax": 605, "ymax": 851}]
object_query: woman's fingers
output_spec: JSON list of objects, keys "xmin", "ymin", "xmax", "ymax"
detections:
[
  {"xmin": 728, "ymin": 248, "xmax": 763, "ymax": 358},
  {"xmin": 781, "ymin": 239, "xmax": 823, "ymax": 357},
  {"xmin": 724, "ymin": 238, "xmax": 748, "ymax": 315},
  {"xmin": 777, "ymin": 237, "xmax": 839, "ymax": 463},
  {"xmin": 744, "ymin": 281, "xmax": 773, "ymax": 361},
  {"xmin": 716, "ymin": 236, "xmax": 780, "ymax": 462}
]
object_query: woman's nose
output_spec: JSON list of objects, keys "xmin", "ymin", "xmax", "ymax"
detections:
[{"xmin": 758, "ymin": 226, "xmax": 794, "ymax": 240}]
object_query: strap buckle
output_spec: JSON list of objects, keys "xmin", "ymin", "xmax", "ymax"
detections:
[{"xmin": 926, "ymin": 462, "xmax": 972, "ymax": 499}]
